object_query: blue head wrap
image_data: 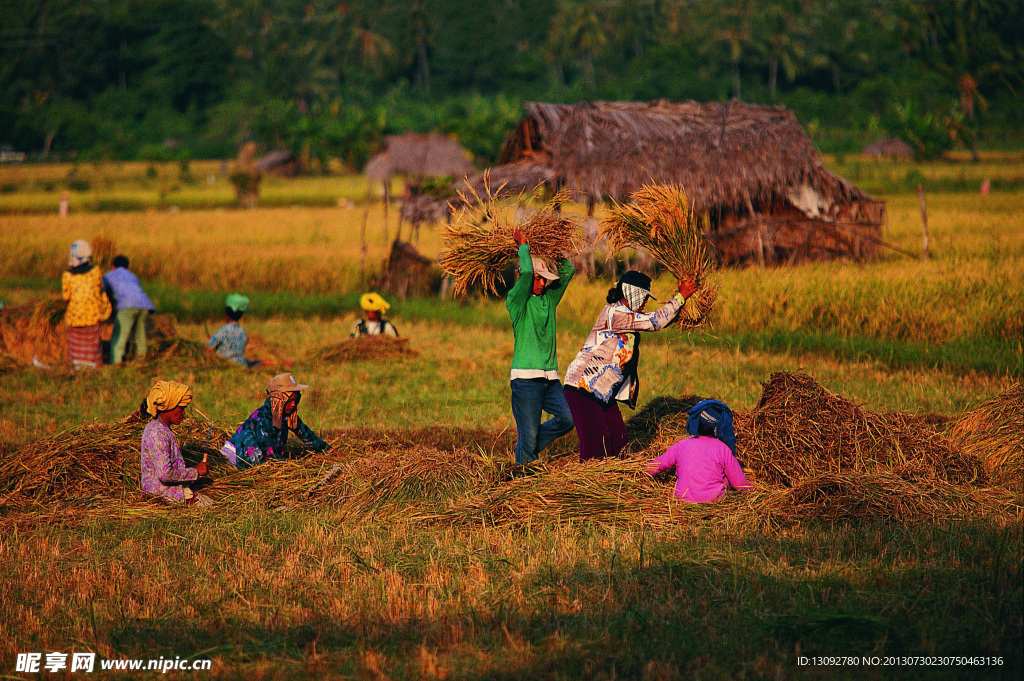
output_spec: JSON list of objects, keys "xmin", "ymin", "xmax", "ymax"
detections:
[{"xmin": 686, "ymin": 399, "xmax": 736, "ymax": 455}]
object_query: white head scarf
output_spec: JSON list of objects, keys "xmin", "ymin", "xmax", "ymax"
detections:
[{"xmin": 68, "ymin": 240, "xmax": 93, "ymax": 268}]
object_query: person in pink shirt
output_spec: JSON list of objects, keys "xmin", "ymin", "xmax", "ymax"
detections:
[{"xmin": 647, "ymin": 419, "xmax": 752, "ymax": 503}]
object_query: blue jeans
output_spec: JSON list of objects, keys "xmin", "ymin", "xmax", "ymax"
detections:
[{"xmin": 510, "ymin": 378, "xmax": 575, "ymax": 465}]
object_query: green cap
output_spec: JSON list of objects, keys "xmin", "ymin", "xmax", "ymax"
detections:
[{"xmin": 225, "ymin": 293, "xmax": 250, "ymax": 313}]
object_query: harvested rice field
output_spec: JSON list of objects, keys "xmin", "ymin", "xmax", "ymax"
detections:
[{"xmin": 0, "ymin": 158, "xmax": 1021, "ymax": 680}]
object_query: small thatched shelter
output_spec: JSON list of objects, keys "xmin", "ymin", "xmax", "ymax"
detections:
[
  {"xmin": 464, "ymin": 100, "xmax": 885, "ymax": 265},
  {"xmin": 862, "ymin": 137, "xmax": 915, "ymax": 160},
  {"xmin": 365, "ymin": 133, "xmax": 474, "ymax": 187}
]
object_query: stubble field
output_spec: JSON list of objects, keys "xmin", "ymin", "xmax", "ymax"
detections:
[{"xmin": 0, "ymin": 156, "xmax": 1020, "ymax": 679}]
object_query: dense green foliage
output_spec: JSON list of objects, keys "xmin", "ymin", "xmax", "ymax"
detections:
[{"xmin": 1, "ymin": 0, "xmax": 1022, "ymax": 164}]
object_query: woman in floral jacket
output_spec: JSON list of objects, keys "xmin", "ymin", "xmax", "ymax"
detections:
[
  {"xmin": 139, "ymin": 380, "xmax": 211, "ymax": 506},
  {"xmin": 62, "ymin": 239, "xmax": 112, "ymax": 369},
  {"xmin": 221, "ymin": 373, "xmax": 329, "ymax": 469},
  {"xmin": 563, "ymin": 271, "xmax": 697, "ymax": 462}
]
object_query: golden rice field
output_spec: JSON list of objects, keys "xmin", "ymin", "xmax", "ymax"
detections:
[{"xmin": 0, "ymin": 157, "xmax": 1021, "ymax": 680}]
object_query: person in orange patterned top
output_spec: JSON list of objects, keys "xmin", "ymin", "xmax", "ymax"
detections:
[{"xmin": 61, "ymin": 239, "xmax": 112, "ymax": 369}]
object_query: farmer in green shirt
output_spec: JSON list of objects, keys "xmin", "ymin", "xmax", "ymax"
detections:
[{"xmin": 506, "ymin": 228, "xmax": 575, "ymax": 465}]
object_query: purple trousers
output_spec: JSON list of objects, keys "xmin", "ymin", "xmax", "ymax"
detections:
[{"xmin": 563, "ymin": 388, "xmax": 628, "ymax": 462}]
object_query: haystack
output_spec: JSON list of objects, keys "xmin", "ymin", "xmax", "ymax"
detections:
[
  {"xmin": 735, "ymin": 372, "xmax": 983, "ymax": 486},
  {"xmin": 481, "ymin": 100, "xmax": 886, "ymax": 265},
  {"xmin": 312, "ymin": 336, "xmax": 419, "ymax": 363},
  {"xmin": 948, "ymin": 383, "xmax": 1024, "ymax": 493}
]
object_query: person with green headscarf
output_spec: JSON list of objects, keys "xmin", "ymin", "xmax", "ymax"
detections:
[{"xmin": 207, "ymin": 293, "xmax": 258, "ymax": 367}]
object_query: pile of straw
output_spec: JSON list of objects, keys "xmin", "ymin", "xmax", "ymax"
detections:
[
  {"xmin": 246, "ymin": 332, "xmax": 290, "ymax": 366},
  {"xmin": 143, "ymin": 337, "xmax": 227, "ymax": 367},
  {"xmin": 734, "ymin": 372, "xmax": 983, "ymax": 486},
  {"xmin": 0, "ymin": 411, "xmax": 229, "ymax": 507},
  {"xmin": 746, "ymin": 471, "xmax": 1013, "ymax": 524},
  {"xmin": 599, "ymin": 184, "xmax": 717, "ymax": 328},
  {"xmin": 948, "ymin": 382, "xmax": 1024, "ymax": 493},
  {"xmin": 416, "ymin": 457, "xmax": 673, "ymax": 527},
  {"xmin": 623, "ymin": 395, "xmax": 704, "ymax": 452},
  {"xmin": 313, "ymin": 336, "xmax": 419, "ymax": 363},
  {"xmin": 440, "ymin": 186, "xmax": 581, "ymax": 296},
  {"xmin": 0, "ymin": 300, "xmax": 68, "ymax": 365}
]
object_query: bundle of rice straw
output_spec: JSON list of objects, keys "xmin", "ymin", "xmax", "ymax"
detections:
[
  {"xmin": 440, "ymin": 185, "xmax": 582, "ymax": 296},
  {"xmin": 313, "ymin": 336, "xmax": 419, "ymax": 363},
  {"xmin": 599, "ymin": 184, "xmax": 717, "ymax": 328},
  {"xmin": 948, "ymin": 382, "xmax": 1024, "ymax": 493}
]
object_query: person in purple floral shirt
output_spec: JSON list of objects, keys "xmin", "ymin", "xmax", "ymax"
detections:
[
  {"xmin": 220, "ymin": 373, "xmax": 329, "ymax": 469},
  {"xmin": 139, "ymin": 380, "xmax": 211, "ymax": 505}
]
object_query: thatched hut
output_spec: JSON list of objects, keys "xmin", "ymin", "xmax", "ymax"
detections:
[
  {"xmin": 365, "ymin": 133, "xmax": 474, "ymax": 188},
  {"xmin": 466, "ymin": 100, "xmax": 885, "ymax": 265},
  {"xmin": 862, "ymin": 136, "xmax": 915, "ymax": 160}
]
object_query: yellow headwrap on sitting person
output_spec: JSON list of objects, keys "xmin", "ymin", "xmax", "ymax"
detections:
[
  {"xmin": 360, "ymin": 292, "xmax": 390, "ymax": 314},
  {"xmin": 146, "ymin": 380, "xmax": 193, "ymax": 417}
]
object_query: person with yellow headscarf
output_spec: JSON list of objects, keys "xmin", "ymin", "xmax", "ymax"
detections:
[
  {"xmin": 139, "ymin": 380, "xmax": 211, "ymax": 505},
  {"xmin": 350, "ymin": 292, "xmax": 399, "ymax": 338}
]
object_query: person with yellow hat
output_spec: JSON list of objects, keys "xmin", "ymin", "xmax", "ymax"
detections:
[
  {"xmin": 220, "ymin": 373, "xmax": 329, "ymax": 469},
  {"xmin": 350, "ymin": 292, "xmax": 399, "ymax": 338},
  {"xmin": 139, "ymin": 380, "xmax": 211, "ymax": 506},
  {"xmin": 207, "ymin": 293, "xmax": 258, "ymax": 366}
]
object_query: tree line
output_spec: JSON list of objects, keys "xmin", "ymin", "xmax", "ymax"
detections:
[{"xmin": 1, "ymin": 0, "xmax": 1021, "ymax": 166}]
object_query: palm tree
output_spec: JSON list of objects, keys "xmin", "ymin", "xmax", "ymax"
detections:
[
  {"xmin": 549, "ymin": 1, "xmax": 607, "ymax": 91},
  {"xmin": 919, "ymin": 0, "xmax": 1021, "ymax": 161}
]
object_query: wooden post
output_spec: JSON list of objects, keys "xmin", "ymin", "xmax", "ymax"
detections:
[
  {"xmin": 360, "ymin": 200, "xmax": 370, "ymax": 285},
  {"xmin": 917, "ymin": 183, "xmax": 929, "ymax": 261}
]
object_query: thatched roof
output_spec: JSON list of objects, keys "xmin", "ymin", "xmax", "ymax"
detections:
[
  {"xmin": 862, "ymin": 136, "xmax": 915, "ymax": 160},
  {"xmin": 495, "ymin": 100, "xmax": 879, "ymax": 214},
  {"xmin": 365, "ymin": 132, "xmax": 474, "ymax": 181}
]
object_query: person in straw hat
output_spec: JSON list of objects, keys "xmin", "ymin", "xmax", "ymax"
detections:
[
  {"xmin": 139, "ymin": 380, "xmax": 211, "ymax": 506},
  {"xmin": 506, "ymin": 228, "xmax": 576, "ymax": 466},
  {"xmin": 207, "ymin": 293, "xmax": 258, "ymax": 366},
  {"xmin": 563, "ymin": 271, "xmax": 697, "ymax": 462},
  {"xmin": 62, "ymin": 239, "xmax": 112, "ymax": 370},
  {"xmin": 647, "ymin": 399, "xmax": 751, "ymax": 503},
  {"xmin": 350, "ymin": 292, "xmax": 399, "ymax": 338},
  {"xmin": 220, "ymin": 373, "xmax": 329, "ymax": 469}
]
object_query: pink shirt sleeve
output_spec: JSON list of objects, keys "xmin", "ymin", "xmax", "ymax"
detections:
[
  {"xmin": 721, "ymin": 451, "xmax": 752, "ymax": 491},
  {"xmin": 647, "ymin": 442, "xmax": 680, "ymax": 476}
]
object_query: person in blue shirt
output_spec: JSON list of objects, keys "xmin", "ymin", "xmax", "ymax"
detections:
[
  {"xmin": 103, "ymin": 255, "xmax": 156, "ymax": 364},
  {"xmin": 207, "ymin": 293, "xmax": 258, "ymax": 367}
]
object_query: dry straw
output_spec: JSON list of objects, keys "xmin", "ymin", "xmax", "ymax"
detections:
[
  {"xmin": 313, "ymin": 336, "xmax": 419, "ymax": 363},
  {"xmin": 440, "ymin": 181, "xmax": 582, "ymax": 296},
  {"xmin": 948, "ymin": 382, "xmax": 1024, "ymax": 493},
  {"xmin": 0, "ymin": 411, "xmax": 230, "ymax": 507},
  {"xmin": 599, "ymin": 184, "xmax": 718, "ymax": 328}
]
